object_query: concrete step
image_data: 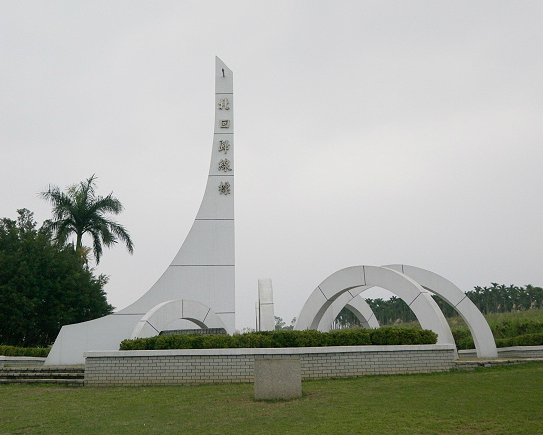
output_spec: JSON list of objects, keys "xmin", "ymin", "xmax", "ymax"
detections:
[
  {"xmin": 0, "ymin": 366, "xmax": 85, "ymax": 386},
  {"xmin": 1, "ymin": 367, "xmax": 84, "ymax": 374},
  {"xmin": 0, "ymin": 378, "xmax": 84, "ymax": 387},
  {"xmin": 1, "ymin": 372, "xmax": 83, "ymax": 379}
]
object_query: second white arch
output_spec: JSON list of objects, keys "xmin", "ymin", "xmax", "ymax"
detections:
[{"xmin": 295, "ymin": 265, "xmax": 455, "ymax": 346}]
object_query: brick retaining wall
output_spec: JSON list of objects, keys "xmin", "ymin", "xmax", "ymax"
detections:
[{"xmin": 84, "ymin": 344, "xmax": 456, "ymax": 386}]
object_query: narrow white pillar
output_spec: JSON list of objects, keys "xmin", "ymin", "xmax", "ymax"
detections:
[{"xmin": 257, "ymin": 279, "xmax": 275, "ymax": 331}]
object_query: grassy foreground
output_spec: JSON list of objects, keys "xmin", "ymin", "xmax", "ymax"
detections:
[{"xmin": 1, "ymin": 363, "xmax": 542, "ymax": 435}]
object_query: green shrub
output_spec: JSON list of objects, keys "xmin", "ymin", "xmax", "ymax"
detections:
[
  {"xmin": 0, "ymin": 345, "xmax": 50, "ymax": 357},
  {"xmin": 419, "ymin": 329, "xmax": 439, "ymax": 344},
  {"xmin": 371, "ymin": 328, "xmax": 400, "ymax": 345},
  {"xmin": 449, "ymin": 315, "xmax": 543, "ymax": 349},
  {"xmin": 495, "ymin": 333, "xmax": 543, "ymax": 347},
  {"xmin": 451, "ymin": 329, "xmax": 475, "ymax": 350},
  {"xmin": 489, "ymin": 320, "xmax": 543, "ymax": 339},
  {"xmin": 370, "ymin": 328, "xmax": 437, "ymax": 345},
  {"xmin": 327, "ymin": 329, "xmax": 372, "ymax": 346},
  {"xmin": 512, "ymin": 333, "xmax": 543, "ymax": 346},
  {"xmin": 119, "ymin": 328, "xmax": 437, "ymax": 351},
  {"xmin": 498, "ymin": 337, "xmax": 512, "ymax": 348}
]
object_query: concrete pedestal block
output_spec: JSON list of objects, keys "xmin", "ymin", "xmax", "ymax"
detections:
[{"xmin": 254, "ymin": 357, "xmax": 302, "ymax": 400}]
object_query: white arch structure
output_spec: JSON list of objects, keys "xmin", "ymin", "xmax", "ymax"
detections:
[
  {"xmin": 130, "ymin": 300, "xmax": 227, "ymax": 339},
  {"xmin": 295, "ymin": 265, "xmax": 455, "ymax": 346},
  {"xmin": 298, "ymin": 265, "xmax": 498, "ymax": 358},
  {"xmin": 383, "ymin": 265, "xmax": 496, "ymax": 358}
]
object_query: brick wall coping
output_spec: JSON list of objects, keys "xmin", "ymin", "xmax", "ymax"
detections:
[{"xmin": 85, "ymin": 344, "xmax": 456, "ymax": 359}]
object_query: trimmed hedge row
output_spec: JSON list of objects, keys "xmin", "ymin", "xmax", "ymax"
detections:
[
  {"xmin": 452, "ymin": 320, "xmax": 543, "ymax": 350},
  {"xmin": 0, "ymin": 345, "xmax": 50, "ymax": 357},
  {"xmin": 495, "ymin": 333, "xmax": 543, "ymax": 348},
  {"xmin": 490, "ymin": 320, "xmax": 543, "ymax": 339},
  {"xmin": 119, "ymin": 328, "xmax": 438, "ymax": 351},
  {"xmin": 454, "ymin": 331, "xmax": 543, "ymax": 350}
]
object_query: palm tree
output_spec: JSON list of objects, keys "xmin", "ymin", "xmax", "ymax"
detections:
[{"xmin": 40, "ymin": 175, "xmax": 134, "ymax": 264}]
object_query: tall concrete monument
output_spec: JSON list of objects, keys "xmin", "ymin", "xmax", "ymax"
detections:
[
  {"xmin": 45, "ymin": 57, "xmax": 235, "ymax": 365},
  {"xmin": 44, "ymin": 58, "xmax": 499, "ymax": 366}
]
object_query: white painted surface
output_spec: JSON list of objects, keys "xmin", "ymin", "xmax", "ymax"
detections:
[
  {"xmin": 257, "ymin": 279, "xmax": 275, "ymax": 331},
  {"xmin": 45, "ymin": 58, "xmax": 235, "ymax": 365}
]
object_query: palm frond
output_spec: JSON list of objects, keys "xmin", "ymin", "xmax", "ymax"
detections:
[
  {"xmin": 88, "ymin": 228, "xmax": 104, "ymax": 264},
  {"xmin": 40, "ymin": 174, "xmax": 133, "ymax": 264},
  {"xmin": 107, "ymin": 221, "xmax": 134, "ymax": 254},
  {"xmin": 90, "ymin": 194, "xmax": 124, "ymax": 215}
]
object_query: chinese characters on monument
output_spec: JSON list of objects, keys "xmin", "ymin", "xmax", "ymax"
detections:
[
  {"xmin": 218, "ymin": 97, "xmax": 231, "ymax": 194},
  {"xmin": 218, "ymin": 181, "xmax": 231, "ymax": 195},
  {"xmin": 218, "ymin": 140, "xmax": 230, "ymax": 154},
  {"xmin": 218, "ymin": 98, "xmax": 230, "ymax": 110}
]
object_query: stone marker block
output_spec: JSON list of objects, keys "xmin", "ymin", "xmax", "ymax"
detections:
[{"xmin": 254, "ymin": 357, "xmax": 302, "ymax": 400}]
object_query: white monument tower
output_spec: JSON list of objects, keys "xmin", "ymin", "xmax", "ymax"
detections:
[{"xmin": 45, "ymin": 57, "xmax": 235, "ymax": 365}]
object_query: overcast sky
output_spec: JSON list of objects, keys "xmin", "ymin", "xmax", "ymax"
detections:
[{"xmin": 1, "ymin": 1, "xmax": 542, "ymax": 330}]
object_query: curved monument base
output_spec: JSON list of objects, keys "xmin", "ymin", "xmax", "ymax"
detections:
[
  {"xmin": 131, "ymin": 300, "xmax": 228, "ymax": 339},
  {"xmin": 45, "ymin": 313, "xmax": 142, "ymax": 365}
]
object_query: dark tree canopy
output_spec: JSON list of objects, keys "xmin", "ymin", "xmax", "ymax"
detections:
[{"xmin": 0, "ymin": 209, "xmax": 113, "ymax": 347}]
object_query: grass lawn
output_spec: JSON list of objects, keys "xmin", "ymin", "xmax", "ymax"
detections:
[{"xmin": 1, "ymin": 363, "xmax": 542, "ymax": 435}]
